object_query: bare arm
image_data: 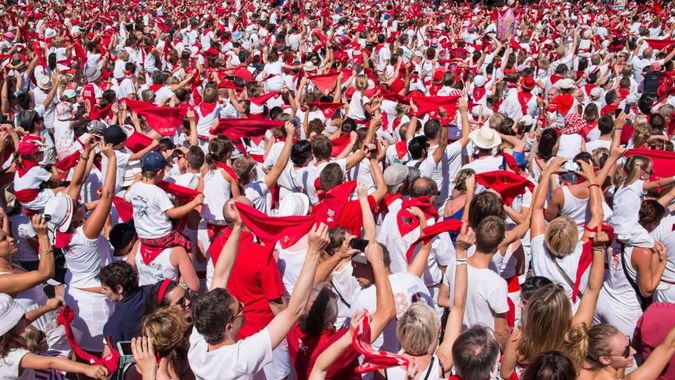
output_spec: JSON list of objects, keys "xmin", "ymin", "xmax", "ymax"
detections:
[
  {"xmin": 83, "ymin": 143, "xmax": 116, "ymax": 239},
  {"xmin": 0, "ymin": 216, "xmax": 53, "ymax": 294},
  {"xmin": 626, "ymin": 327, "xmax": 675, "ymax": 380},
  {"xmin": 263, "ymin": 122, "xmax": 295, "ymax": 189},
  {"xmin": 209, "ymin": 216, "xmax": 243, "ymax": 290},
  {"xmin": 266, "ymin": 224, "xmax": 328, "ymax": 349}
]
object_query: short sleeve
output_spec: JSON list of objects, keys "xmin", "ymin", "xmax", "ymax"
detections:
[
  {"xmin": 488, "ymin": 277, "xmax": 510, "ymax": 314},
  {"xmin": 156, "ymin": 190, "xmax": 175, "ymax": 212},
  {"xmin": 236, "ymin": 327, "xmax": 274, "ymax": 374},
  {"xmin": 445, "ymin": 140, "xmax": 462, "ymax": 162},
  {"xmin": 34, "ymin": 167, "xmax": 53, "ymax": 182},
  {"xmin": 333, "ymin": 158, "xmax": 348, "ymax": 172}
]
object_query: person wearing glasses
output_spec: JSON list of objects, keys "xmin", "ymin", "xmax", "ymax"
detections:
[
  {"xmin": 578, "ymin": 323, "xmax": 675, "ymax": 379},
  {"xmin": 144, "ymin": 279, "xmax": 194, "ymax": 320}
]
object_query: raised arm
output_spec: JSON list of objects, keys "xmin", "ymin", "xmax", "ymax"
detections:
[
  {"xmin": 437, "ymin": 223, "xmax": 471, "ymax": 371},
  {"xmin": 83, "ymin": 142, "xmax": 116, "ymax": 239},
  {"xmin": 266, "ymin": 223, "xmax": 329, "ymax": 348},
  {"xmin": 364, "ymin": 241, "xmax": 396, "ymax": 342},
  {"xmin": 209, "ymin": 205, "xmax": 243, "ymax": 290},
  {"xmin": 572, "ymin": 227, "xmax": 610, "ymax": 327},
  {"xmin": 357, "ymin": 181, "xmax": 376, "ymax": 241},
  {"xmin": 263, "ymin": 121, "xmax": 295, "ymax": 189},
  {"xmin": 531, "ymin": 157, "xmax": 565, "ymax": 238},
  {"xmin": 63, "ymin": 138, "xmax": 96, "ymax": 201},
  {"xmin": 457, "ymin": 98, "xmax": 471, "ymax": 148},
  {"xmin": 627, "ymin": 327, "xmax": 675, "ymax": 380},
  {"xmin": 0, "ymin": 215, "xmax": 54, "ymax": 294}
]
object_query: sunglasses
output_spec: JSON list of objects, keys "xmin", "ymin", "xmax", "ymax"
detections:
[
  {"xmin": 608, "ymin": 336, "xmax": 632, "ymax": 358},
  {"xmin": 230, "ymin": 302, "xmax": 245, "ymax": 323}
]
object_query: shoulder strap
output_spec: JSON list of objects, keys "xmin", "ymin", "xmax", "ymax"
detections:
[
  {"xmin": 330, "ymin": 280, "xmax": 352, "ymax": 309},
  {"xmin": 414, "ymin": 160, "xmax": 423, "ymax": 169},
  {"xmin": 619, "ymin": 243, "xmax": 652, "ymax": 311},
  {"xmin": 549, "ymin": 252, "xmax": 583, "ymax": 301},
  {"xmin": 423, "ymin": 357, "xmax": 436, "ymax": 380}
]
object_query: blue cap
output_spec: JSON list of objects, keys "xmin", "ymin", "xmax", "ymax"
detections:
[{"xmin": 141, "ymin": 151, "xmax": 167, "ymax": 172}]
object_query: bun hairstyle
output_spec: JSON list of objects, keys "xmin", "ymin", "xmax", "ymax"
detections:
[{"xmin": 205, "ymin": 136, "xmax": 234, "ymax": 169}]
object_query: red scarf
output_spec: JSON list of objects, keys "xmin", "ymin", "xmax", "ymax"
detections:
[
  {"xmin": 235, "ymin": 202, "xmax": 316, "ymax": 249},
  {"xmin": 214, "ymin": 161, "xmax": 239, "ymax": 184},
  {"xmin": 330, "ymin": 133, "xmax": 351, "ymax": 157},
  {"xmin": 572, "ymin": 224, "xmax": 615, "ymax": 303},
  {"xmin": 411, "ymin": 93, "xmax": 460, "ymax": 119},
  {"xmin": 57, "ymin": 306, "xmax": 120, "ymax": 374},
  {"xmin": 312, "ymin": 181, "xmax": 357, "ymax": 227},
  {"xmin": 396, "ymin": 196, "xmax": 439, "ymax": 236},
  {"xmin": 547, "ymin": 93, "xmax": 574, "ymax": 115},
  {"xmin": 123, "ymin": 98, "xmax": 187, "ymax": 136},
  {"xmin": 113, "ymin": 196, "xmax": 134, "ymax": 223},
  {"xmin": 308, "ymin": 73, "xmax": 340, "ymax": 94},
  {"xmin": 125, "ymin": 131, "xmax": 154, "ymax": 153},
  {"xmin": 405, "ymin": 219, "xmax": 462, "ymax": 262},
  {"xmin": 248, "ymin": 91, "xmax": 281, "ymax": 107},
  {"xmin": 352, "ymin": 314, "xmax": 409, "ymax": 373},
  {"xmin": 475, "ymin": 171, "xmax": 534, "ymax": 206},
  {"xmin": 516, "ymin": 91, "xmax": 533, "ymax": 116},
  {"xmin": 625, "ymin": 148, "xmax": 675, "ymax": 179},
  {"xmin": 15, "ymin": 159, "xmax": 40, "ymax": 178}
]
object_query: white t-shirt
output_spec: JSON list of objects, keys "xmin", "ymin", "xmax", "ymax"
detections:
[
  {"xmin": 0, "ymin": 349, "xmax": 33, "ymax": 380},
  {"xmin": 348, "ymin": 272, "xmax": 432, "ymax": 352},
  {"xmin": 443, "ymin": 264, "xmax": 509, "ymax": 331},
  {"xmin": 14, "ymin": 166, "xmax": 54, "ymax": 211},
  {"xmin": 609, "ymin": 180, "xmax": 644, "ymax": 235},
  {"xmin": 101, "ymin": 149, "xmax": 131, "ymax": 195},
  {"xmin": 244, "ymin": 181, "xmax": 271, "ymax": 214},
  {"xmin": 125, "ymin": 182, "xmax": 174, "ymax": 239},
  {"xmin": 585, "ymin": 139, "xmax": 611, "ymax": 154},
  {"xmin": 461, "ymin": 155, "xmax": 503, "ymax": 174},
  {"xmin": 63, "ymin": 227, "xmax": 113, "ymax": 289},
  {"xmin": 277, "ymin": 163, "xmax": 309, "ymax": 202},
  {"xmin": 305, "ymin": 159, "xmax": 347, "ymax": 204},
  {"xmin": 188, "ymin": 326, "xmax": 273, "ymax": 380},
  {"xmin": 530, "ymin": 234, "xmax": 588, "ymax": 306},
  {"xmin": 9, "ymin": 213, "xmax": 37, "ymax": 263}
]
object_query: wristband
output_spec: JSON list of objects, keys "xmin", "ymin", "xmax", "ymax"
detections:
[
  {"xmin": 456, "ymin": 258, "xmax": 467, "ymax": 265},
  {"xmin": 81, "ymin": 156, "xmax": 89, "ymax": 161},
  {"xmin": 588, "ymin": 184, "xmax": 600, "ymax": 188}
]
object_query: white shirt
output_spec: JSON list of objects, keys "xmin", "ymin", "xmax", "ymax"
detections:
[
  {"xmin": 609, "ymin": 180, "xmax": 644, "ymax": 235},
  {"xmin": 63, "ymin": 227, "xmax": 113, "ymax": 289},
  {"xmin": 348, "ymin": 272, "xmax": 432, "ymax": 352},
  {"xmin": 101, "ymin": 149, "xmax": 131, "ymax": 195},
  {"xmin": 305, "ymin": 159, "xmax": 347, "ymax": 204},
  {"xmin": 531, "ymin": 234, "xmax": 588, "ymax": 306},
  {"xmin": 0, "ymin": 349, "xmax": 33, "ymax": 380},
  {"xmin": 125, "ymin": 182, "xmax": 175, "ymax": 239},
  {"xmin": 188, "ymin": 326, "xmax": 273, "ymax": 380}
]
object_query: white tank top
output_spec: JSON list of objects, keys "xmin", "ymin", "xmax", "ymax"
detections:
[
  {"xmin": 276, "ymin": 242, "xmax": 307, "ymax": 296},
  {"xmin": 560, "ymin": 186, "xmax": 588, "ymax": 226},
  {"xmin": 135, "ymin": 247, "xmax": 177, "ymax": 286},
  {"xmin": 602, "ymin": 241, "xmax": 641, "ymax": 309},
  {"xmin": 383, "ymin": 355, "xmax": 442, "ymax": 380},
  {"xmin": 63, "ymin": 227, "xmax": 113, "ymax": 289},
  {"xmin": 200, "ymin": 168, "xmax": 232, "ymax": 223}
]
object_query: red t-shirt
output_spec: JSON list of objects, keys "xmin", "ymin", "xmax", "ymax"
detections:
[
  {"xmin": 336, "ymin": 196, "xmax": 378, "ymax": 236},
  {"xmin": 634, "ymin": 302, "xmax": 675, "ymax": 380},
  {"xmin": 210, "ymin": 229, "xmax": 285, "ymax": 339},
  {"xmin": 287, "ymin": 324, "xmax": 360, "ymax": 380}
]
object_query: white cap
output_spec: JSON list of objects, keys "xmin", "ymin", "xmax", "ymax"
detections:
[
  {"xmin": 277, "ymin": 193, "xmax": 310, "ymax": 217},
  {"xmin": 44, "ymin": 28, "xmax": 56, "ymax": 39},
  {"xmin": 43, "ymin": 194, "xmax": 75, "ymax": 233},
  {"xmin": 590, "ymin": 87, "xmax": 603, "ymax": 99},
  {"xmin": 557, "ymin": 78, "xmax": 575, "ymax": 90},
  {"xmin": 413, "ymin": 50, "xmax": 424, "ymax": 58},
  {"xmin": 520, "ymin": 115, "xmax": 535, "ymax": 126},
  {"xmin": 473, "ymin": 75, "xmax": 488, "ymax": 87},
  {"xmin": 62, "ymin": 89, "xmax": 78, "ymax": 100}
]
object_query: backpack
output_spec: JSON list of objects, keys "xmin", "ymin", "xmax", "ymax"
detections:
[{"xmin": 643, "ymin": 70, "xmax": 661, "ymax": 98}]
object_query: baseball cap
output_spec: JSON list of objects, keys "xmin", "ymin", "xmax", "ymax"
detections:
[
  {"xmin": 17, "ymin": 139, "xmax": 41, "ymax": 156},
  {"xmin": 383, "ymin": 164, "xmax": 410, "ymax": 187},
  {"xmin": 103, "ymin": 124, "xmax": 128, "ymax": 146},
  {"xmin": 141, "ymin": 151, "xmax": 167, "ymax": 172}
]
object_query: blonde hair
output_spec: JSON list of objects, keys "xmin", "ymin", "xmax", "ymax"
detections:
[
  {"xmin": 518, "ymin": 285, "xmax": 588, "ymax": 371},
  {"xmin": 140, "ymin": 307, "xmax": 191, "ymax": 378},
  {"xmin": 544, "ymin": 216, "xmax": 579, "ymax": 258},
  {"xmin": 584, "ymin": 324, "xmax": 621, "ymax": 369},
  {"xmin": 488, "ymin": 113, "xmax": 506, "ymax": 130},
  {"xmin": 396, "ymin": 303, "xmax": 440, "ymax": 356},
  {"xmin": 631, "ymin": 124, "xmax": 651, "ymax": 149},
  {"xmin": 621, "ymin": 155, "xmax": 652, "ymax": 187},
  {"xmin": 354, "ymin": 75, "xmax": 369, "ymax": 92}
]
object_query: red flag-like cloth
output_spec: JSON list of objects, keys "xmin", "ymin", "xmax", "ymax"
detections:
[
  {"xmin": 352, "ymin": 314, "xmax": 409, "ymax": 373},
  {"xmin": 235, "ymin": 202, "xmax": 316, "ymax": 249},
  {"xmin": 125, "ymin": 131, "xmax": 154, "ymax": 153},
  {"xmin": 572, "ymin": 225, "xmax": 615, "ymax": 303},
  {"xmin": 644, "ymin": 39, "xmax": 675, "ymax": 50},
  {"xmin": 308, "ymin": 73, "xmax": 339, "ymax": 94},
  {"xmin": 312, "ymin": 181, "xmax": 357, "ymax": 228},
  {"xmin": 248, "ymin": 91, "xmax": 281, "ymax": 106},
  {"xmin": 410, "ymin": 93, "xmax": 460, "ymax": 118},
  {"xmin": 396, "ymin": 196, "xmax": 439, "ymax": 236},
  {"xmin": 307, "ymin": 102, "xmax": 345, "ymax": 118},
  {"xmin": 475, "ymin": 171, "xmax": 534, "ymax": 206},
  {"xmin": 625, "ymin": 149, "xmax": 675, "ymax": 179},
  {"xmin": 54, "ymin": 150, "xmax": 81, "ymax": 178},
  {"xmin": 123, "ymin": 98, "xmax": 187, "ymax": 136},
  {"xmin": 330, "ymin": 133, "xmax": 351, "ymax": 157},
  {"xmin": 57, "ymin": 306, "xmax": 120, "ymax": 374},
  {"xmin": 156, "ymin": 181, "xmax": 201, "ymax": 204},
  {"xmin": 210, "ymin": 118, "xmax": 285, "ymax": 137},
  {"xmin": 113, "ymin": 196, "xmax": 134, "ymax": 223},
  {"xmin": 405, "ymin": 219, "xmax": 463, "ymax": 262}
]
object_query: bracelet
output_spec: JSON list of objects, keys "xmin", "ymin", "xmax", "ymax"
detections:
[
  {"xmin": 456, "ymin": 258, "xmax": 467, "ymax": 265},
  {"xmin": 588, "ymin": 184, "xmax": 600, "ymax": 188},
  {"xmin": 39, "ymin": 249, "xmax": 52, "ymax": 258},
  {"xmin": 81, "ymin": 156, "xmax": 89, "ymax": 161},
  {"xmin": 592, "ymin": 247, "xmax": 605, "ymax": 252}
]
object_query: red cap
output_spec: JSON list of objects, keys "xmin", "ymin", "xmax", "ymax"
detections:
[
  {"xmin": 17, "ymin": 140, "xmax": 40, "ymax": 156},
  {"xmin": 521, "ymin": 76, "xmax": 536, "ymax": 91}
]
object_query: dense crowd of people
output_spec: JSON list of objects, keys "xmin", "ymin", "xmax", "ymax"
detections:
[{"xmin": 0, "ymin": 0, "xmax": 674, "ymax": 379}]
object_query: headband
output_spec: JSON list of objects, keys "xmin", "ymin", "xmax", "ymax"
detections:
[{"xmin": 157, "ymin": 279, "xmax": 172, "ymax": 303}]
